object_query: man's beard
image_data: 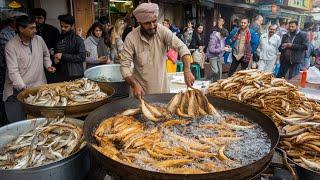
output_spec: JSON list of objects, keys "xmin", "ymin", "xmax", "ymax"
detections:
[
  {"xmin": 241, "ymin": 25, "xmax": 247, "ymax": 30},
  {"xmin": 141, "ymin": 26, "xmax": 157, "ymax": 37},
  {"xmin": 290, "ymin": 29, "xmax": 297, "ymax": 34},
  {"xmin": 61, "ymin": 30, "xmax": 71, "ymax": 35}
]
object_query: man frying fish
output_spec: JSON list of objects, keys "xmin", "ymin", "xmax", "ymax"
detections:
[{"xmin": 120, "ymin": 3, "xmax": 195, "ymax": 99}]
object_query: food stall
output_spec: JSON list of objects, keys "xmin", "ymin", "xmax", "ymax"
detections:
[{"xmin": 0, "ymin": 67, "xmax": 319, "ymax": 180}]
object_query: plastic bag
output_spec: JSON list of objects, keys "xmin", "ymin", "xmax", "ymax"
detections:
[
  {"xmin": 223, "ymin": 52, "xmax": 232, "ymax": 64},
  {"xmin": 166, "ymin": 49, "xmax": 178, "ymax": 63},
  {"xmin": 307, "ymin": 66, "xmax": 320, "ymax": 84},
  {"xmin": 274, "ymin": 63, "xmax": 280, "ymax": 76}
]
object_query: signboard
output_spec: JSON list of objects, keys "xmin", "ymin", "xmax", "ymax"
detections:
[{"xmin": 287, "ymin": 0, "xmax": 313, "ymax": 11}]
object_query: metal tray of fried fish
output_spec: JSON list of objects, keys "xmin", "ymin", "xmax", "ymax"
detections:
[{"xmin": 17, "ymin": 82, "xmax": 114, "ymax": 117}]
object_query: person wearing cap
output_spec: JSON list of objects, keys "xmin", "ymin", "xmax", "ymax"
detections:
[{"xmin": 120, "ymin": 3, "xmax": 195, "ymax": 98}]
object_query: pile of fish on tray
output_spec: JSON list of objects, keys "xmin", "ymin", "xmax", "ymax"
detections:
[
  {"xmin": 24, "ymin": 78, "xmax": 108, "ymax": 106},
  {"xmin": 0, "ymin": 117, "xmax": 85, "ymax": 169},
  {"xmin": 93, "ymin": 89, "xmax": 271, "ymax": 174},
  {"xmin": 208, "ymin": 69, "xmax": 320, "ymax": 172}
]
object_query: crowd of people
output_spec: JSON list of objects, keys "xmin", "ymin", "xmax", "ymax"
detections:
[
  {"xmin": 161, "ymin": 14, "xmax": 320, "ymax": 83},
  {"xmin": 0, "ymin": 7, "xmax": 136, "ymax": 120},
  {"xmin": 0, "ymin": 3, "xmax": 319, "ymax": 125}
]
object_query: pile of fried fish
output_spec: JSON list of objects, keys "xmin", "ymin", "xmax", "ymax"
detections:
[
  {"xmin": 121, "ymin": 89, "xmax": 221, "ymax": 122},
  {"xmin": 0, "ymin": 117, "xmax": 85, "ymax": 169},
  {"xmin": 208, "ymin": 69, "xmax": 320, "ymax": 172},
  {"xmin": 93, "ymin": 90, "xmax": 264, "ymax": 174},
  {"xmin": 24, "ymin": 78, "xmax": 108, "ymax": 106}
]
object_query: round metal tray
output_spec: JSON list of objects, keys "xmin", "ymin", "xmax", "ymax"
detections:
[
  {"xmin": 0, "ymin": 118, "xmax": 90, "ymax": 180},
  {"xmin": 17, "ymin": 82, "xmax": 114, "ymax": 118}
]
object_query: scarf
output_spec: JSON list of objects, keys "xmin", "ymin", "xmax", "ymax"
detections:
[
  {"xmin": 89, "ymin": 34, "xmax": 100, "ymax": 46},
  {"xmin": 233, "ymin": 28, "xmax": 251, "ymax": 63}
]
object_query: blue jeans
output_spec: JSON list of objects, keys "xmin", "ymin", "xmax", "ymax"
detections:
[{"xmin": 277, "ymin": 60, "xmax": 301, "ymax": 79}]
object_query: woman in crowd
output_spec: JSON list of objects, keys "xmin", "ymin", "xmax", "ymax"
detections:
[
  {"xmin": 189, "ymin": 23, "xmax": 206, "ymax": 75},
  {"xmin": 97, "ymin": 29, "xmax": 112, "ymax": 64},
  {"xmin": 207, "ymin": 28, "xmax": 229, "ymax": 82},
  {"xmin": 189, "ymin": 23, "xmax": 205, "ymax": 50},
  {"xmin": 183, "ymin": 21, "xmax": 194, "ymax": 47},
  {"xmin": 84, "ymin": 22, "xmax": 110, "ymax": 69},
  {"xmin": 111, "ymin": 19, "xmax": 126, "ymax": 63}
]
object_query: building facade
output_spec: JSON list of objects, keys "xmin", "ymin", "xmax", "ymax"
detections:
[{"xmin": 258, "ymin": 0, "xmax": 313, "ymax": 27}]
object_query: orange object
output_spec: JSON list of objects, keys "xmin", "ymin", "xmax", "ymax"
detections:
[
  {"xmin": 300, "ymin": 70, "xmax": 307, "ymax": 88},
  {"xmin": 166, "ymin": 59, "xmax": 177, "ymax": 73}
]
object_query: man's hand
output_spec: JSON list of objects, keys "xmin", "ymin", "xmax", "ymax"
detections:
[
  {"xmin": 46, "ymin": 66, "xmax": 56, "ymax": 73},
  {"xmin": 282, "ymin": 43, "xmax": 292, "ymax": 49},
  {"xmin": 223, "ymin": 46, "xmax": 230, "ymax": 52},
  {"xmin": 76, "ymin": 27, "xmax": 83, "ymax": 38},
  {"xmin": 133, "ymin": 83, "xmax": 145, "ymax": 99},
  {"xmin": 54, "ymin": 53, "xmax": 62, "ymax": 64},
  {"xmin": 54, "ymin": 53, "xmax": 62, "ymax": 60},
  {"xmin": 98, "ymin": 56, "xmax": 108, "ymax": 63},
  {"xmin": 184, "ymin": 71, "xmax": 195, "ymax": 87}
]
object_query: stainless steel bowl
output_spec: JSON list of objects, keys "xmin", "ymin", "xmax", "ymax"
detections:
[
  {"xmin": 84, "ymin": 64, "xmax": 130, "ymax": 98},
  {"xmin": 84, "ymin": 64, "xmax": 124, "ymax": 83}
]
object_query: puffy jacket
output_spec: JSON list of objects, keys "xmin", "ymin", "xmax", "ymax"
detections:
[
  {"xmin": 279, "ymin": 31, "xmax": 308, "ymax": 64},
  {"xmin": 226, "ymin": 27, "xmax": 260, "ymax": 54},
  {"xmin": 207, "ymin": 31, "xmax": 226, "ymax": 59},
  {"xmin": 55, "ymin": 31, "xmax": 86, "ymax": 79}
]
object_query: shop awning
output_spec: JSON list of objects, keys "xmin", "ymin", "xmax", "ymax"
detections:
[
  {"xmin": 214, "ymin": 0, "xmax": 258, "ymax": 10},
  {"xmin": 199, "ymin": 0, "xmax": 215, "ymax": 8}
]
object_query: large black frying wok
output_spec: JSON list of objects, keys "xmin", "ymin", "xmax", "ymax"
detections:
[{"xmin": 84, "ymin": 94, "xmax": 280, "ymax": 180}]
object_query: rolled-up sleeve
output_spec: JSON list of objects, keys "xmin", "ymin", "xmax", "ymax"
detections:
[
  {"xmin": 40, "ymin": 37, "xmax": 52, "ymax": 68},
  {"xmin": 162, "ymin": 27, "xmax": 190, "ymax": 57},
  {"xmin": 120, "ymin": 37, "xmax": 134, "ymax": 78},
  {"xmin": 5, "ymin": 43, "xmax": 26, "ymax": 89}
]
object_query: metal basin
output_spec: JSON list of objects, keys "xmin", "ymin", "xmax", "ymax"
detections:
[
  {"xmin": 0, "ymin": 118, "xmax": 90, "ymax": 180},
  {"xmin": 84, "ymin": 64, "xmax": 130, "ymax": 98}
]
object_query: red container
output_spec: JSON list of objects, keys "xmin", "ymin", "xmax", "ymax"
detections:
[{"xmin": 300, "ymin": 70, "xmax": 307, "ymax": 88}]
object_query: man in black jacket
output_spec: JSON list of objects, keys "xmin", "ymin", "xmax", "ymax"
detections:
[
  {"xmin": 32, "ymin": 8, "xmax": 60, "ymax": 83},
  {"xmin": 32, "ymin": 8, "xmax": 59, "ymax": 51},
  {"xmin": 277, "ymin": 21, "xmax": 308, "ymax": 79},
  {"xmin": 54, "ymin": 14, "xmax": 86, "ymax": 82}
]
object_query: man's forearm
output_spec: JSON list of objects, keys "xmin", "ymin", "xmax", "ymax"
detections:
[
  {"xmin": 181, "ymin": 54, "xmax": 192, "ymax": 72},
  {"xmin": 124, "ymin": 76, "xmax": 138, "ymax": 88}
]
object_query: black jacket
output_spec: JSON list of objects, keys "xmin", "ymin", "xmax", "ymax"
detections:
[
  {"xmin": 279, "ymin": 31, "xmax": 308, "ymax": 64},
  {"xmin": 55, "ymin": 31, "xmax": 86, "ymax": 80},
  {"xmin": 189, "ymin": 32, "xmax": 204, "ymax": 49},
  {"xmin": 37, "ymin": 23, "xmax": 60, "ymax": 50}
]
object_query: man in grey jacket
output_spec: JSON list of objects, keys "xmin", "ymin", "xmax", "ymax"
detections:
[
  {"xmin": 277, "ymin": 21, "xmax": 308, "ymax": 79},
  {"xmin": 257, "ymin": 24, "xmax": 281, "ymax": 72}
]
